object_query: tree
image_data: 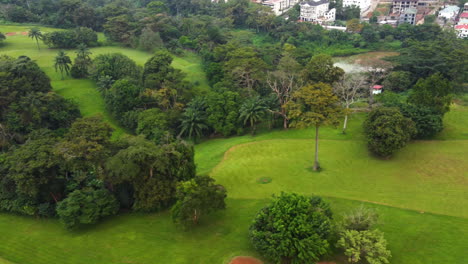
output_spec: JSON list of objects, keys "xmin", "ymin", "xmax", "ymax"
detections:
[
  {"xmin": 104, "ymin": 79, "xmax": 140, "ymax": 118},
  {"xmin": 363, "ymin": 107, "xmax": 416, "ymax": 158},
  {"xmin": 55, "ymin": 116, "xmax": 113, "ymax": 171},
  {"xmin": 239, "ymin": 96, "xmax": 267, "ymax": 135},
  {"xmin": 250, "ymin": 193, "xmax": 333, "ymax": 264},
  {"xmin": 171, "ymin": 176, "xmax": 226, "ymax": 228},
  {"xmin": 28, "ymin": 27, "xmax": 42, "ymax": 50},
  {"xmin": 54, "ymin": 51, "xmax": 72, "ymax": 80},
  {"xmin": 206, "ymin": 90, "xmax": 242, "ymax": 136},
  {"xmin": 400, "ymin": 104, "xmax": 443, "ymax": 139},
  {"xmin": 337, "ymin": 229, "xmax": 391, "ymax": 264},
  {"xmin": 302, "ymin": 54, "xmax": 344, "ymax": 85},
  {"xmin": 286, "ymin": 83, "xmax": 342, "ymax": 171},
  {"xmin": 408, "ymin": 73, "xmax": 453, "ymax": 115},
  {"xmin": 267, "ymin": 54, "xmax": 303, "ymax": 129},
  {"xmin": 179, "ymin": 101, "xmax": 208, "ymax": 142},
  {"xmin": 333, "ymin": 73, "xmax": 367, "ymax": 133},
  {"xmin": 346, "ymin": 19, "xmax": 364, "ymax": 33},
  {"xmin": 71, "ymin": 44, "xmax": 92, "ymax": 78},
  {"xmin": 56, "ymin": 188, "xmax": 119, "ymax": 229},
  {"xmin": 90, "ymin": 53, "xmax": 141, "ymax": 83},
  {"xmin": 136, "ymin": 108, "xmax": 170, "ymax": 142},
  {"xmin": 0, "ymin": 32, "xmax": 5, "ymax": 43},
  {"xmin": 382, "ymin": 71, "xmax": 412, "ymax": 92}
]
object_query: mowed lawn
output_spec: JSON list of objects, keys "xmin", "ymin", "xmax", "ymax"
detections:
[
  {"xmin": 1, "ymin": 24, "xmax": 467, "ymax": 264},
  {"xmin": 0, "ymin": 25, "xmax": 210, "ymax": 138}
]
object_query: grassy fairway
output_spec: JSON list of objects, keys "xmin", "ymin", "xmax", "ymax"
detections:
[
  {"xmin": 1, "ymin": 24, "xmax": 467, "ymax": 264},
  {"xmin": 0, "ymin": 25, "xmax": 210, "ymax": 137}
]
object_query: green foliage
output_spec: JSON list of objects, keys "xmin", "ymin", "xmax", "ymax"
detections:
[
  {"xmin": 28, "ymin": 27, "xmax": 42, "ymax": 50},
  {"xmin": 54, "ymin": 50, "xmax": 72, "ymax": 80},
  {"xmin": 239, "ymin": 96, "xmax": 267, "ymax": 135},
  {"xmin": 206, "ymin": 90, "xmax": 242, "ymax": 136},
  {"xmin": 56, "ymin": 188, "xmax": 119, "ymax": 229},
  {"xmin": 71, "ymin": 44, "xmax": 92, "ymax": 78},
  {"xmin": 136, "ymin": 108, "xmax": 170, "ymax": 142},
  {"xmin": 90, "ymin": 53, "xmax": 141, "ymax": 82},
  {"xmin": 179, "ymin": 98, "xmax": 209, "ymax": 141},
  {"xmin": 400, "ymin": 104, "xmax": 443, "ymax": 139},
  {"xmin": 408, "ymin": 73, "xmax": 453, "ymax": 115},
  {"xmin": 286, "ymin": 83, "xmax": 342, "ymax": 129},
  {"xmin": 337, "ymin": 229, "xmax": 391, "ymax": 264},
  {"xmin": 172, "ymin": 175, "xmax": 227, "ymax": 228},
  {"xmin": 104, "ymin": 79, "xmax": 141, "ymax": 118},
  {"xmin": 363, "ymin": 107, "xmax": 416, "ymax": 158},
  {"xmin": 302, "ymin": 54, "xmax": 345, "ymax": 85},
  {"xmin": 0, "ymin": 32, "xmax": 5, "ymax": 42},
  {"xmin": 250, "ymin": 193, "xmax": 333, "ymax": 264},
  {"xmin": 382, "ymin": 71, "xmax": 412, "ymax": 92},
  {"xmin": 138, "ymin": 27, "xmax": 164, "ymax": 52},
  {"xmin": 103, "ymin": 15, "xmax": 136, "ymax": 46},
  {"xmin": 43, "ymin": 28, "xmax": 98, "ymax": 49}
]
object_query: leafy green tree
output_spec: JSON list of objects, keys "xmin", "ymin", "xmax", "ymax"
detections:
[
  {"xmin": 302, "ymin": 54, "xmax": 344, "ymax": 85},
  {"xmin": 54, "ymin": 51, "xmax": 72, "ymax": 80},
  {"xmin": 382, "ymin": 71, "xmax": 412, "ymax": 92},
  {"xmin": 239, "ymin": 96, "xmax": 267, "ymax": 135},
  {"xmin": 400, "ymin": 104, "xmax": 443, "ymax": 139},
  {"xmin": 56, "ymin": 188, "xmax": 119, "ymax": 229},
  {"xmin": 28, "ymin": 27, "xmax": 43, "ymax": 50},
  {"xmin": 138, "ymin": 27, "xmax": 164, "ymax": 52},
  {"xmin": 104, "ymin": 79, "xmax": 141, "ymax": 118},
  {"xmin": 337, "ymin": 229, "xmax": 391, "ymax": 264},
  {"xmin": 250, "ymin": 193, "xmax": 333, "ymax": 264},
  {"xmin": 172, "ymin": 176, "xmax": 226, "ymax": 228},
  {"xmin": 286, "ymin": 83, "xmax": 342, "ymax": 171},
  {"xmin": 363, "ymin": 107, "xmax": 416, "ymax": 158},
  {"xmin": 90, "ymin": 53, "xmax": 141, "ymax": 83},
  {"xmin": 206, "ymin": 90, "xmax": 241, "ymax": 136},
  {"xmin": 136, "ymin": 108, "xmax": 170, "ymax": 142},
  {"xmin": 103, "ymin": 14, "xmax": 136, "ymax": 46},
  {"xmin": 55, "ymin": 116, "xmax": 113, "ymax": 171},
  {"xmin": 0, "ymin": 32, "xmax": 5, "ymax": 42},
  {"xmin": 408, "ymin": 73, "xmax": 453, "ymax": 115}
]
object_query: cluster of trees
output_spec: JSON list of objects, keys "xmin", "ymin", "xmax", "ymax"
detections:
[
  {"xmin": 249, "ymin": 193, "xmax": 391, "ymax": 264},
  {"xmin": 0, "ymin": 56, "xmax": 226, "ymax": 229}
]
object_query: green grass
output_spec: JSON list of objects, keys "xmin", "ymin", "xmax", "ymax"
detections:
[
  {"xmin": 0, "ymin": 25, "xmax": 210, "ymax": 138},
  {"xmin": 0, "ymin": 24, "xmax": 467, "ymax": 264}
]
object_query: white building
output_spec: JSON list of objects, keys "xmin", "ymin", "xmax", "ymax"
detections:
[
  {"xmin": 342, "ymin": 0, "xmax": 371, "ymax": 14},
  {"xmin": 300, "ymin": 0, "xmax": 336, "ymax": 22},
  {"xmin": 262, "ymin": 0, "xmax": 300, "ymax": 16},
  {"xmin": 455, "ymin": 24, "xmax": 468, "ymax": 38},
  {"xmin": 438, "ymin": 5, "xmax": 460, "ymax": 20}
]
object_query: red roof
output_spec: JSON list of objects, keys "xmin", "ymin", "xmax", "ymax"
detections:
[
  {"xmin": 455, "ymin": 24, "xmax": 468, "ymax": 29},
  {"xmin": 461, "ymin": 12, "xmax": 468, "ymax": 18},
  {"xmin": 373, "ymin": 85, "xmax": 383, "ymax": 89}
]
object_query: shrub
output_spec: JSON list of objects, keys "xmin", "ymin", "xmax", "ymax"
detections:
[
  {"xmin": 342, "ymin": 205, "xmax": 378, "ymax": 231},
  {"xmin": 363, "ymin": 107, "xmax": 416, "ymax": 158},
  {"xmin": 337, "ymin": 229, "xmax": 391, "ymax": 264},
  {"xmin": 250, "ymin": 193, "xmax": 332, "ymax": 263},
  {"xmin": 400, "ymin": 104, "xmax": 443, "ymax": 139},
  {"xmin": 56, "ymin": 188, "xmax": 119, "ymax": 229}
]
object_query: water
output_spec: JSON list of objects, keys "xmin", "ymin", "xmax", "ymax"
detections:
[{"xmin": 333, "ymin": 51, "xmax": 399, "ymax": 73}]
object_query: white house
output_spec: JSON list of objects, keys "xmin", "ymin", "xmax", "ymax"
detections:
[
  {"xmin": 372, "ymin": 85, "xmax": 383, "ymax": 95},
  {"xmin": 262, "ymin": 0, "xmax": 301, "ymax": 16},
  {"xmin": 455, "ymin": 24, "xmax": 468, "ymax": 38},
  {"xmin": 342, "ymin": 0, "xmax": 371, "ymax": 14},
  {"xmin": 438, "ymin": 5, "xmax": 460, "ymax": 20},
  {"xmin": 300, "ymin": 0, "xmax": 336, "ymax": 22}
]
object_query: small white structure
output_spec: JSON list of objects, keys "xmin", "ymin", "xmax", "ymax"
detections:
[
  {"xmin": 300, "ymin": 0, "xmax": 335, "ymax": 22},
  {"xmin": 438, "ymin": 5, "xmax": 460, "ymax": 20},
  {"xmin": 455, "ymin": 24, "xmax": 468, "ymax": 38},
  {"xmin": 342, "ymin": 0, "xmax": 371, "ymax": 14},
  {"xmin": 262, "ymin": 0, "xmax": 300, "ymax": 16},
  {"xmin": 372, "ymin": 85, "xmax": 383, "ymax": 95}
]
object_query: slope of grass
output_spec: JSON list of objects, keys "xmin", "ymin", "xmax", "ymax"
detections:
[{"xmin": 0, "ymin": 25, "xmax": 210, "ymax": 137}]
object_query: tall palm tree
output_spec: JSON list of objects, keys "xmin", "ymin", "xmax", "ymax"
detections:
[
  {"xmin": 239, "ymin": 96, "xmax": 267, "ymax": 135},
  {"xmin": 75, "ymin": 43, "xmax": 92, "ymax": 60},
  {"xmin": 28, "ymin": 28, "xmax": 43, "ymax": 50},
  {"xmin": 54, "ymin": 51, "xmax": 72, "ymax": 80},
  {"xmin": 178, "ymin": 107, "xmax": 208, "ymax": 142}
]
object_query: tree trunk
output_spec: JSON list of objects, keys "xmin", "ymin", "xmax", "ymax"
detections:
[
  {"xmin": 343, "ymin": 113, "xmax": 349, "ymax": 134},
  {"xmin": 282, "ymin": 108, "xmax": 288, "ymax": 129},
  {"xmin": 36, "ymin": 39, "xmax": 40, "ymax": 50},
  {"xmin": 313, "ymin": 126, "xmax": 320, "ymax": 171}
]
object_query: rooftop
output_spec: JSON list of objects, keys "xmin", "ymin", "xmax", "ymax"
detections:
[
  {"xmin": 373, "ymin": 85, "xmax": 383, "ymax": 89},
  {"xmin": 439, "ymin": 5, "xmax": 460, "ymax": 13},
  {"xmin": 455, "ymin": 24, "xmax": 468, "ymax": 29},
  {"xmin": 301, "ymin": 0, "xmax": 329, "ymax": 6},
  {"xmin": 404, "ymin": 8, "xmax": 417, "ymax": 14},
  {"xmin": 460, "ymin": 12, "xmax": 468, "ymax": 18}
]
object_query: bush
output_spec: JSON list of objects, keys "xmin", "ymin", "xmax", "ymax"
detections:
[
  {"xmin": 342, "ymin": 205, "xmax": 378, "ymax": 231},
  {"xmin": 56, "ymin": 188, "xmax": 119, "ymax": 229},
  {"xmin": 249, "ymin": 193, "xmax": 333, "ymax": 263},
  {"xmin": 363, "ymin": 107, "xmax": 416, "ymax": 158},
  {"xmin": 171, "ymin": 176, "xmax": 226, "ymax": 228},
  {"xmin": 43, "ymin": 28, "xmax": 98, "ymax": 49},
  {"xmin": 400, "ymin": 104, "xmax": 443, "ymax": 139},
  {"xmin": 337, "ymin": 229, "xmax": 391, "ymax": 264}
]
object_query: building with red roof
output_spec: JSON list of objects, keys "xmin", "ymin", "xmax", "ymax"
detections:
[{"xmin": 455, "ymin": 24, "xmax": 468, "ymax": 38}]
